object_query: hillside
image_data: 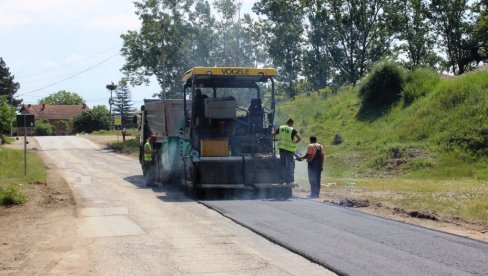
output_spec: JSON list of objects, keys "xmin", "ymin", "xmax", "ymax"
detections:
[
  {"xmin": 276, "ymin": 70, "xmax": 488, "ymax": 223},
  {"xmin": 277, "ymin": 70, "xmax": 488, "ymax": 180}
]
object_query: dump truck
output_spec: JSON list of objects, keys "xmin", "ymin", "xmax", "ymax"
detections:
[{"xmin": 139, "ymin": 67, "xmax": 295, "ymax": 197}]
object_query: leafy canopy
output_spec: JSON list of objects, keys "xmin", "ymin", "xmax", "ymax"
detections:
[
  {"xmin": 39, "ymin": 90, "xmax": 85, "ymax": 105},
  {"xmin": 73, "ymin": 105, "xmax": 110, "ymax": 133},
  {"xmin": 0, "ymin": 57, "xmax": 21, "ymax": 108}
]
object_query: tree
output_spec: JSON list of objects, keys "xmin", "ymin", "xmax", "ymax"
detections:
[
  {"xmin": 456, "ymin": 0, "xmax": 488, "ymax": 72},
  {"xmin": 189, "ymin": 0, "xmax": 217, "ymax": 67},
  {"xmin": 113, "ymin": 79, "xmax": 134, "ymax": 128},
  {"xmin": 73, "ymin": 105, "xmax": 110, "ymax": 133},
  {"xmin": 0, "ymin": 96, "xmax": 15, "ymax": 142},
  {"xmin": 315, "ymin": 0, "xmax": 397, "ymax": 85},
  {"xmin": 121, "ymin": 0, "xmax": 196, "ymax": 99},
  {"xmin": 396, "ymin": 0, "xmax": 440, "ymax": 70},
  {"xmin": 0, "ymin": 57, "xmax": 21, "ymax": 108},
  {"xmin": 254, "ymin": 0, "xmax": 304, "ymax": 98},
  {"xmin": 430, "ymin": 0, "xmax": 472, "ymax": 74},
  {"xmin": 39, "ymin": 90, "xmax": 85, "ymax": 105},
  {"xmin": 302, "ymin": 0, "xmax": 334, "ymax": 91}
]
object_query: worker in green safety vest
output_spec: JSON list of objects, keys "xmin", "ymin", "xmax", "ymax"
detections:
[
  {"xmin": 144, "ymin": 134, "xmax": 157, "ymax": 187},
  {"xmin": 273, "ymin": 118, "xmax": 301, "ymax": 184}
]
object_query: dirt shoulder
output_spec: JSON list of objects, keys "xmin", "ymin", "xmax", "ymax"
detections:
[{"xmin": 0, "ymin": 137, "xmax": 88, "ymax": 275}]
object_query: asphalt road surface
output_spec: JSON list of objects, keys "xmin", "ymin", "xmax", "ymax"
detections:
[
  {"xmin": 202, "ymin": 199, "xmax": 488, "ymax": 275},
  {"xmin": 35, "ymin": 136, "xmax": 333, "ymax": 275}
]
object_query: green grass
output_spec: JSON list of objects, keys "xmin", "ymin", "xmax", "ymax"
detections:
[
  {"xmin": 279, "ymin": 70, "xmax": 488, "ymax": 221},
  {"xmin": 0, "ymin": 147, "xmax": 46, "ymax": 206},
  {"xmin": 91, "ymin": 128, "xmax": 139, "ymax": 136},
  {"xmin": 108, "ymin": 137, "xmax": 139, "ymax": 156}
]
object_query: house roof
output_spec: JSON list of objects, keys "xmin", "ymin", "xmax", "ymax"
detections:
[{"xmin": 20, "ymin": 104, "xmax": 89, "ymax": 120}]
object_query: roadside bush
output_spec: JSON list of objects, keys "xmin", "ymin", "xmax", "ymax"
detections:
[
  {"xmin": 73, "ymin": 105, "xmax": 110, "ymax": 133},
  {"xmin": 0, "ymin": 186, "xmax": 27, "ymax": 205},
  {"xmin": 34, "ymin": 120, "xmax": 53, "ymax": 136},
  {"xmin": 359, "ymin": 61, "xmax": 405, "ymax": 107},
  {"xmin": 58, "ymin": 120, "xmax": 71, "ymax": 135},
  {"xmin": 402, "ymin": 68, "xmax": 440, "ymax": 104}
]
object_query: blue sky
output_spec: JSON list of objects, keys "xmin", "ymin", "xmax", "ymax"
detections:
[{"xmin": 0, "ymin": 0, "xmax": 256, "ymax": 109}]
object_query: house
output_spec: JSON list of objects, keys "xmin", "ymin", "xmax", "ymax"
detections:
[{"xmin": 19, "ymin": 103, "xmax": 89, "ymax": 135}]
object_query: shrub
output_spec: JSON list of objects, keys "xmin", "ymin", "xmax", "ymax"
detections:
[
  {"xmin": 73, "ymin": 105, "xmax": 110, "ymax": 133},
  {"xmin": 359, "ymin": 61, "xmax": 406, "ymax": 107},
  {"xmin": 402, "ymin": 68, "xmax": 440, "ymax": 103},
  {"xmin": 34, "ymin": 120, "xmax": 53, "ymax": 136},
  {"xmin": 0, "ymin": 186, "xmax": 27, "ymax": 205}
]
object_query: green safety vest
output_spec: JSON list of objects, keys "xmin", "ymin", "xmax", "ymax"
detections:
[
  {"xmin": 144, "ymin": 141, "xmax": 153, "ymax": 161},
  {"xmin": 278, "ymin": 125, "xmax": 296, "ymax": 152}
]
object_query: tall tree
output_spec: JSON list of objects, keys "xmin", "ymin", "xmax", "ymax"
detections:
[
  {"xmin": 113, "ymin": 79, "xmax": 134, "ymax": 128},
  {"xmin": 317, "ymin": 0, "xmax": 397, "ymax": 85},
  {"xmin": 430, "ymin": 0, "xmax": 472, "ymax": 74},
  {"xmin": 0, "ymin": 57, "xmax": 21, "ymax": 108},
  {"xmin": 254, "ymin": 0, "xmax": 304, "ymax": 98},
  {"xmin": 397, "ymin": 0, "xmax": 439, "ymax": 69},
  {"xmin": 212, "ymin": 0, "xmax": 265, "ymax": 67},
  {"xmin": 121, "ymin": 0, "xmax": 195, "ymax": 99},
  {"xmin": 189, "ymin": 0, "xmax": 217, "ymax": 67},
  {"xmin": 456, "ymin": 0, "xmax": 488, "ymax": 72},
  {"xmin": 302, "ymin": 0, "xmax": 334, "ymax": 90},
  {"xmin": 38, "ymin": 90, "xmax": 85, "ymax": 105}
]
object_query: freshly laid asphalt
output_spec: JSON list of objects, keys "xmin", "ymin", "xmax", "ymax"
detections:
[{"xmin": 201, "ymin": 198, "xmax": 488, "ymax": 276}]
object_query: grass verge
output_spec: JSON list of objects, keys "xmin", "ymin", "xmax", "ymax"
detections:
[
  {"xmin": 108, "ymin": 137, "xmax": 139, "ymax": 156},
  {"xmin": 0, "ymin": 147, "xmax": 46, "ymax": 206},
  {"xmin": 91, "ymin": 128, "xmax": 138, "ymax": 136},
  {"xmin": 320, "ymin": 177, "xmax": 488, "ymax": 222}
]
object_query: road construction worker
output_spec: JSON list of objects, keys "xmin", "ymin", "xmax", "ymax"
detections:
[
  {"xmin": 297, "ymin": 136, "xmax": 324, "ymax": 198},
  {"xmin": 144, "ymin": 134, "xmax": 157, "ymax": 187},
  {"xmin": 273, "ymin": 118, "xmax": 301, "ymax": 184}
]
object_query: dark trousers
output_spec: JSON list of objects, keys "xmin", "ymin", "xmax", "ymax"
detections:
[
  {"xmin": 145, "ymin": 160, "xmax": 156, "ymax": 186},
  {"xmin": 279, "ymin": 149, "xmax": 295, "ymax": 184},
  {"xmin": 308, "ymin": 166, "xmax": 322, "ymax": 197}
]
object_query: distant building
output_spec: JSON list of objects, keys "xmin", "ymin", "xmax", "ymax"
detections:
[{"xmin": 18, "ymin": 103, "xmax": 89, "ymax": 135}]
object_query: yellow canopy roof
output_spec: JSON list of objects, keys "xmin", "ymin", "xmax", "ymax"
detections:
[{"xmin": 182, "ymin": 67, "xmax": 277, "ymax": 82}]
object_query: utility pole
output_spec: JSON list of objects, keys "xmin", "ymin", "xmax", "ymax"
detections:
[
  {"xmin": 106, "ymin": 82, "xmax": 117, "ymax": 130},
  {"xmin": 160, "ymin": 1, "xmax": 166, "ymax": 100}
]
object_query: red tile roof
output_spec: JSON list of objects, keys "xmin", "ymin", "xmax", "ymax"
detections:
[{"xmin": 21, "ymin": 104, "xmax": 89, "ymax": 120}]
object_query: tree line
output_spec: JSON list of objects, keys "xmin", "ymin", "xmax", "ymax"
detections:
[{"xmin": 120, "ymin": 0, "xmax": 487, "ymax": 99}]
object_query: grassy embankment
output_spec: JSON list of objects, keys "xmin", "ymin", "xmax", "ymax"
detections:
[
  {"xmin": 0, "ymin": 146, "xmax": 46, "ymax": 205},
  {"xmin": 277, "ymin": 70, "xmax": 488, "ymax": 221}
]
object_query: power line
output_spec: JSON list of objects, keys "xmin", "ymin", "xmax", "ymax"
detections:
[
  {"xmin": 17, "ymin": 53, "xmax": 120, "ymax": 97},
  {"xmin": 18, "ymin": 45, "xmax": 121, "ymax": 78}
]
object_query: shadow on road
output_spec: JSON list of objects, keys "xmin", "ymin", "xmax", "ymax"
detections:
[{"xmin": 123, "ymin": 175, "xmax": 293, "ymax": 203}]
